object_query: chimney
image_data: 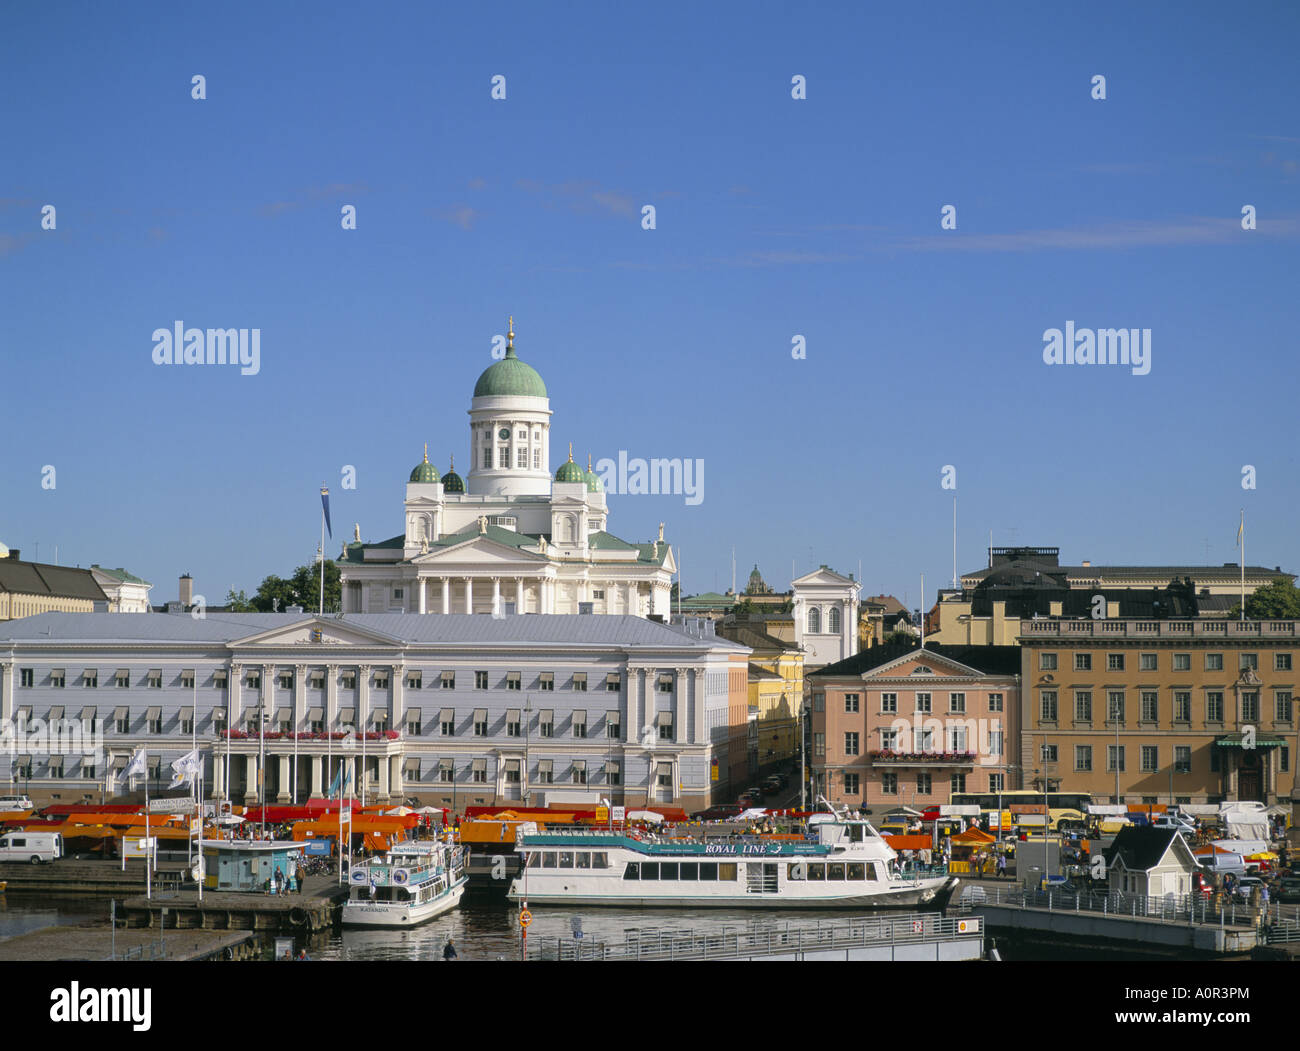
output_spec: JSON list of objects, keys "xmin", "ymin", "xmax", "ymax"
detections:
[
  {"xmin": 1081, "ymin": 560, "xmax": 1091, "ymax": 567},
  {"xmin": 179, "ymin": 573, "xmax": 193, "ymax": 606}
]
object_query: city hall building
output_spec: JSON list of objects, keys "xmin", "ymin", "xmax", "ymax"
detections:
[
  {"xmin": 338, "ymin": 320, "xmax": 676, "ymax": 618},
  {"xmin": 1019, "ymin": 618, "xmax": 1300, "ymax": 805},
  {"xmin": 0, "ymin": 612, "xmax": 751, "ymax": 812}
]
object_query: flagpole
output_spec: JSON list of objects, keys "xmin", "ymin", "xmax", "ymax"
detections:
[
  {"xmin": 189, "ymin": 679, "xmax": 196, "ymax": 868},
  {"xmin": 144, "ymin": 754, "xmax": 151, "ymax": 901},
  {"xmin": 1240, "ymin": 509, "xmax": 1246, "ymax": 621}
]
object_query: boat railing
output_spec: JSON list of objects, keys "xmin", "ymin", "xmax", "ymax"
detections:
[{"xmin": 529, "ymin": 913, "xmax": 982, "ymax": 961}]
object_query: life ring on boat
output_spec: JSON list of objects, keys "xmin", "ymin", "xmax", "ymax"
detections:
[
  {"xmin": 911, "ymin": 920, "xmax": 922, "ymax": 934},
  {"xmin": 349, "ymin": 869, "xmax": 368, "ymax": 885},
  {"xmin": 392, "ymin": 868, "xmax": 410, "ymax": 885}
]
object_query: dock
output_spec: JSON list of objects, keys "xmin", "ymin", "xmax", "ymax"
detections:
[
  {"xmin": 0, "ymin": 859, "xmax": 188, "ymax": 896},
  {"xmin": 118, "ymin": 874, "xmax": 347, "ymax": 933},
  {"xmin": 962, "ymin": 884, "xmax": 1263, "ymax": 956},
  {"xmin": 529, "ymin": 913, "xmax": 985, "ymax": 961},
  {"xmin": 0, "ymin": 924, "xmax": 259, "ymax": 961}
]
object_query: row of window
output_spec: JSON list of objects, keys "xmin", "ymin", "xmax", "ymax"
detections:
[
  {"xmin": 13, "ymin": 667, "xmax": 638, "ymax": 692},
  {"xmin": 877, "ymin": 772, "xmax": 974, "ymax": 795},
  {"xmin": 622, "ymin": 861, "xmax": 739, "ymax": 881},
  {"xmin": 877, "ymin": 728, "xmax": 1004, "ymax": 753},
  {"xmin": 806, "ymin": 608, "xmax": 844, "ymax": 634},
  {"xmin": 825, "ymin": 693, "xmax": 1004, "ymax": 714},
  {"xmin": 1039, "ymin": 689, "xmax": 1292, "ymax": 724},
  {"xmin": 1040, "ymin": 651, "xmax": 1292, "ymax": 672},
  {"xmin": 1047, "ymin": 742, "xmax": 1291, "ymax": 774}
]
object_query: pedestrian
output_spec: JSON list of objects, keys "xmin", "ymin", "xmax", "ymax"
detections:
[
  {"xmin": 296, "ymin": 869, "xmax": 305, "ymax": 894},
  {"xmin": 443, "ymin": 937, "xmax": 458, "ymax": 961}
]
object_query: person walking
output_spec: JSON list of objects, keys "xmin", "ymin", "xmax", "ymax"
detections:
[
  {"xmin": 296, "ymin": 868, "xmax": 305, "ymax": 894},
  {"xmin": 443, "ymin": 937, "xmax": 458, "ymax": 961}
]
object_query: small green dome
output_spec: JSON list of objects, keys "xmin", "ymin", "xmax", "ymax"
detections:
[
  {"xmin": 409, "ymin": 446, "xmax": 440, "ymax": 483},
  {"xmin": 583, "ymin": 454, "xmax": 603, "ymax": 493},
  {"xmin": 441, "ymin": 454, "xmax": 465, "ymax": 494},
  {"xmin": 473, "ymin": 323, "xmax": 547, "ymax": 398},
  {"xmin": 556, "ymin": 446, "xmax": 584, "ymax": 484}
]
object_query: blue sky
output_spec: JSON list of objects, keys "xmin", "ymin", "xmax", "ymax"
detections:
[{"xmin": 2, "ymin": 1, "xmax": 1298, "ymax": 610}]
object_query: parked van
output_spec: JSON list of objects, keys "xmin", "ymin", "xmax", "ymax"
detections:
[
  {"xmin": 1197, "ymin": 852, "xmax": 1246, "ymax": 877},
  {"xmin": 0, "ymin": 796, "xmax": 34, "ymax": 813},
  {"xmin": 0, "ymin": 831, "xmax": 62, "ymax": 864}
]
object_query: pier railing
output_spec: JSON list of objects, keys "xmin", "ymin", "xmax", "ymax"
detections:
[
  {"xmin": 955, "ymin": 884, "xmax": 1260, "ymax": 927},
  {"xmin": 529, "ymin": 913, "xmax": 981, "ymax": 961}
]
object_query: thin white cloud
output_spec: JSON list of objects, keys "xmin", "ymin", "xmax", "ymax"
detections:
[{"xmin": 895, "ymin": 215, "xmax": 1300, "ymax": 252}]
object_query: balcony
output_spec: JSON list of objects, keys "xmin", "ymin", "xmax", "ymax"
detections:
[
  {"xmin": 869, "ymin": 750, "xmax": 976, "ymax": 768},
  {"xmin": 1020, "ymin": 619, "xmax": 1298, "ymax": 639}
]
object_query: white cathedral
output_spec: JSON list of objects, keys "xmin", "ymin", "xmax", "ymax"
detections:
[{"xmin": 338, "ymin": 320, "xmax": 677, "ymax": 617}]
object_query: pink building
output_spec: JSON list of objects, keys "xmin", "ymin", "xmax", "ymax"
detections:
[{"xmin": 807, "ymin": 645, "xmax": 1021, "ymax": 811}]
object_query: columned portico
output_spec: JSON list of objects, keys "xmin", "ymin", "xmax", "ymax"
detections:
[
  {"xmin": 464, "ymin": 578, "xmax": 473, "ymax": 614},
  {"xmin": 442, "ymin": 579, "xmax": 451, "ymax": 614},
  {"xmin": 515, "ymin": 577, "xmax": 525, "ymax": 613}
]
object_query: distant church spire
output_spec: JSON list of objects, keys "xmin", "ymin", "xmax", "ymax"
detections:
[
  {"xmin": 507, "ymin": 315, "xmax": 515, "ymax": 356},
  {"xmin": 423, "ymin": 442, "xmax": 428, "ymax": 464}
]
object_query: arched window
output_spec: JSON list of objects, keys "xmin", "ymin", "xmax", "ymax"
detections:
[
  {"xmin": 807, "ymin": 607, "xmax": 821, "ymax": 634},
  {"xmin": 828, "ymin": 607, "xmax": 841, "ymax": 633}
]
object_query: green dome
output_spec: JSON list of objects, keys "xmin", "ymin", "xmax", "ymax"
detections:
[
  {"xmin": 409, "ymin": 446, "xmax": 440, "ymax": 484},
  {"xmin": 556, "ymin": 456, "xmax": 585, "ymax": 484},
  {"xmin": 583, "ymin": 454, "xmax": 603, "ymax": 493},
  {"xmin": 473, "ymin": 343, "xmax": 547, "ymax": 399},
  {"xmin": 441, "ymin": 455, "xmax": 465, "ymax": 494}
]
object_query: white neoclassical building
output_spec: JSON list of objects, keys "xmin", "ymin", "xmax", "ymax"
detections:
[
  {"xmin": 792, "ymin": 566, "xmax": 861, "ymax": 669},
  {"xmin": 339, "ymin": 320, "xmax": 675, "ymax": 618}
]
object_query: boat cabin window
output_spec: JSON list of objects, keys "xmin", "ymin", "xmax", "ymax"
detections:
[
  {"xmin": 659, "ymin": 862, "xmax": 678, "ymax": 880},
  {"xmin": 575, "ymin": 852, "xmax": 591, "ymax": 869},
  {"xmin": 542, "ymin": 852, "xmax": 557, "ymax": 868},
  {"xmin": 641, "ymin": 862, "xmax": 659, "ymax": 879},
  {"xmin": 787, "ymin": 863, "xmax": 803, "ymax": 881},
  {"xmin": 866, "ymin": 862, "xmax": 882, "ymax": 881},
  {"xmin": 623, "ymin": 862, "xmax": 640, "ymax": 880},
  {"xmin": 848, "ymin": 863, "xmax": 866, "ymax": 880},
  {"xmin": 718, "ymin": 863, "xmax": 737, "ymax": 881},
  {"xmin": 807, "ymin": 863, "xmax": 825, "ymax": 881},
  {"xmin": 592, "ymin": 852, "xmax": 609, "ymax": 869},
  {"xmin": 559, "ymin": 852, "xmax": 575, "ymax": 869},
  {"xmin": 680, "ymin": 862, "xmax": 698, "ymax": 880},
  {"xmin": 828, "ymin": 862, "xmax": 846, "ymax": 880},
  {"xmin": 699, "ymin": 863, "xmax": 717, "ymax": 881},
  {"xmin": 848, "ymin": 824, "xmax": 865, "ymax": 843}
]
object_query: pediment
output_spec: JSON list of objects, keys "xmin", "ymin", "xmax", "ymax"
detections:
[
  {"xmin": 863, "ymin": 650, "xmax": 987, "ymax": 680},
  {"xmin": 231, "ymin": 617, "xmax": 403, "ymax": 648},
  {"xmin": 415, "ymin": 536, "xmax": 548, "ymax": 566}
]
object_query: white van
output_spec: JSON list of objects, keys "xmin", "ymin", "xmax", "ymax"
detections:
[
  {"xmin": 0, "ymin": 831, "xmax": 62, "ymax": 864},
  {"xmin": 0, "ymin": 796, "xmax": 34, "ymax": 813}
]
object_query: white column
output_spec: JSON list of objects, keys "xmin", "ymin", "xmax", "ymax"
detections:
[
  {"xmin": 1, "ymin": 661, "xmax": 12, "ymax": 724},
  {"xmin": 213, "ymin": 753, "xmax": 225, "ymax": 798},
  {"xmin": 325, "ymin": 663, "xmax": 338, "ymax": 731},
  {"xmin": 676, "ymin": 667, "xmax": 687, "ymax": 744},
  {"xmin": 465, "ymin": 578, "xmax": 474, "ymax": 614},
  {"xmin": 694, "ymin": 669, "xmax": 707, "ymax": 745},
  {"xmin": 629, "ymin": 667, "xmax": 642, "ymax": 747},
  {"xmin": 378, "ymin": 750, "xmax": 391, "ymax": 801},
  {"xmin": 492, "ymin": 576, "xmax": 501, "ymax": 616},
  {"xmin": 626, "ymin": 582, "xmax": 636, "ymax": 616},
  {"xmin": 516, "ymin": 577, "xmax": 525, "ymax": 613},
  {"xmin": 418, "ymin": 578, "xmax": 426, "ymax": 614},
  {"xmin": 390, "ymin": 755, "xmax": 403, "ymax": 800},
  {"xmin": 277, "ymin": 755, "xmax": 291, "ymax": 802},
  {"xmin": 442, "ymin": 578, "xmax": 451, "ymax": 615},
  {"xmin": 393, "ymin": 663, "xmax": 405, "ymax": 736},
  {"xmin": 310, "ymin": 757, "xmax": 323, "ymax": 796},
  {"xmin": 244, "ymin": 756, "xmax": 257, "ymax": 803},
  {"xmin": 230, "ymin": 662, "xmax": 244, "ymax": 729}
]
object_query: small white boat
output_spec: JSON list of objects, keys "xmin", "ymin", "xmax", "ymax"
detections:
[{"xmin": 342, "ymin": 840, "xmax": 467, "ymax": 928}]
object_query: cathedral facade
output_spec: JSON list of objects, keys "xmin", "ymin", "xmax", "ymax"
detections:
[{"xmin": 339, "ymin": 321, "xmax": 676, "ymax": 617}]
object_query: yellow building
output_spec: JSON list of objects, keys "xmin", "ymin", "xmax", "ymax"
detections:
[
  {"xmin": 927, "ymin": 546, "xmax": 1294, "ymax": 646},
  {"xmin": 0, "ymin": 546, "xmax": 107, "ymax": 621},
  {"xmin": 718, "ymin": 619, "xmax": 804, "ymax": 774}
]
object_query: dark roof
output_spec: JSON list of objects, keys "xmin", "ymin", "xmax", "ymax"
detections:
[
  {"xmin": 0, "ymin": 559, "xmax": 107, "ymax": 601},
  {"xmin": 862, "ymin": 595, "xmax": 908, "ymax": 615},
  {"xmin": 716, "ymin": 622, "xmax": 796, "ymax": 652},
  {"xmin": 1103, "ymin": 826, "xmax": 1182, "ymax": 873},
  {"xmin": 810, "ymin": 642, "xmax": 1021, "ymax": 679}
]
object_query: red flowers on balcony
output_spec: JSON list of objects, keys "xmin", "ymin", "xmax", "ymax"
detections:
[
  {"xmin": 217, "ymin": 730, "xmax": 400, "ymax": 741},
  {"xmin": 869, "ymin": 750, "xmax": 976, "ymax": 763}
]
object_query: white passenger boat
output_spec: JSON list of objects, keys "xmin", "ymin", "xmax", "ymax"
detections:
[
  {"xmin": 343, "ymin": 839, "xmax": 468, "ymax": 927},
  {"xmin": 507, "ymin": 802, "xmax": 958, "ymax": 909}
]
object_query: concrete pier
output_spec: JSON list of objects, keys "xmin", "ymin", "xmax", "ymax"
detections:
[{"xmin": 0, "ymin": 925, "xmax": 259, "ymax": 961}]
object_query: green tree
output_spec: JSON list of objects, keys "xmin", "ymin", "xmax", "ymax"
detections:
[
  {"xmin": 225, "ymin": 589, "xmax": 254, "ymax": 612},
  {"xmin": 248, "ymin": 561, "xmax": 343, "ymax": 613},
  {"xmin": 1229, "ymin": 578, "xmax": 1300, "ymax": 620}
]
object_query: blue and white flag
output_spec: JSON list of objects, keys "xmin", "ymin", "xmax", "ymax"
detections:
[
  {"xmin": 167, "ymin": 748, "xmax": 202, "ymax": 789},
  {"xmin": 320, "ymin": 486, "xmax": 332, "ymax": 539},
  {"xmin": 327, "ymin": 764, "xmax": 351, "ymax": 799},
  {"xmin": 123, "ymin": 748, "xmax": 147, "ymax": 780}
]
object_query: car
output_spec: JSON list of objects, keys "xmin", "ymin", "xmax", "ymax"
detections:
[
  {"xmin": 1232, "ymin": 876, "xmax": 1265, "ymax": 903},
  {"xmin": 737, "ymin": 793, "xmax": 760, "ymax": 808},
  {"xmin": 1152, "ymin": 815, "xmax": 1197, "ymax": 833},
  {"xmin": 691, "ymin": 804, "xmax": 743, "ymax": 822},
  {"xmin": 1277, "ymin": 876, "xmax": 1300, "ymax": 903},
  {"xmin": 746, "ymin": 786, "xmax": 768, "ymax": 799}
]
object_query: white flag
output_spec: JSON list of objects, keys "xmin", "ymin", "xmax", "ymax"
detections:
[
  {"xmin": 168, "ymin": 748, "xmax": 202, "ymax": 789},
  {"xmin": 123, "ymin": 748, "xmax": 146, "ymax": 780}
]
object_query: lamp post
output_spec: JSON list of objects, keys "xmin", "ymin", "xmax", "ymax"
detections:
[{"xmin": 524, "ymin": 695, "xmax": 532, "ymax": 805}]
